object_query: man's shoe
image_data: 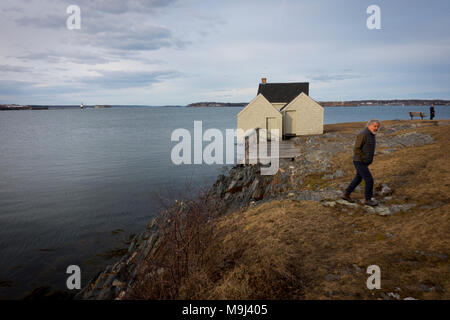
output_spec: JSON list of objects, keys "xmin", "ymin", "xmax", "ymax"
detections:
[
  {"xmin": 341, "ymin": 193, "xmax": 355, "ymax": 203},
  {"xmin": 365, "ymin": 199, "xmax": 378, "ymax": 206}
]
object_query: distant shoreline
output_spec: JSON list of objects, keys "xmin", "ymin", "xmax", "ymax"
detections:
[
  {"xmin": 187, "ymin": 100, "xmax": 450, "ymax": 107},
  {"xmin": 1, "ymin": 100, "xmax": 449, "ymax": 110}
]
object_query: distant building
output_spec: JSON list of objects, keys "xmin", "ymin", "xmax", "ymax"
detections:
[{"xmin": 237, "ymin": 78, "xmax": 323, "ymax": 140}]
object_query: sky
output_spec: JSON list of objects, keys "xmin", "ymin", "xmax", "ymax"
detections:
[{"xmin": 0, "ymin": 0, "xmax": 449, "ymax": 105}]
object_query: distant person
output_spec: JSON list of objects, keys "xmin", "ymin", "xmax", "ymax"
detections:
[
  {"xmin": 341, "ymin": 119, "xmax": 380, "ymax": 206},
  {"xmin": 430, "ymin": 105, "xmax": 435, "ymax": 120}
]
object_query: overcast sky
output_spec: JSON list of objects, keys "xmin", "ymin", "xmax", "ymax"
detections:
[{"xmin": 1, "ymin": 0, "xmax": 449, "ymax": 105}]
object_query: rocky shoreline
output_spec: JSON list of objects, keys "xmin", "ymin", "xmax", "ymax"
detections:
[{"xmin": 75, "ymin": 120, "xmax": 448, "ymax": 300}]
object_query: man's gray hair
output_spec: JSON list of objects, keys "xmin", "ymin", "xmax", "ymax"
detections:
[{"xmin": 367, "ymin": 119, "xmax": 380, "ymax": 127}]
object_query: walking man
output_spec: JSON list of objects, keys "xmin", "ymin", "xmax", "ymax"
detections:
[{"xmin": 342, "ymin": 119, "xmax": 380, "ymax": 206}]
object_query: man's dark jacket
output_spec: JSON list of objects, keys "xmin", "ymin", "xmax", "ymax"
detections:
[{"xmin": 353, "ymin": 127, "xmax": 376, "ymax": 165}]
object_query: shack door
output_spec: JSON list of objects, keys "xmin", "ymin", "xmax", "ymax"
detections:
[
  {"xmin": 266, "ymin": 117, "xmax": 277, "ymax": 141},
  {"xmin": 285, "ymin": 110, "xmax": 296, "ymax": 135}
]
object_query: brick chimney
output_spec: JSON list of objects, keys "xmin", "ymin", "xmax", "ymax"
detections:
[{"xmin": 261, "ymin": 77, "xmax": 267, "ymax": 84}]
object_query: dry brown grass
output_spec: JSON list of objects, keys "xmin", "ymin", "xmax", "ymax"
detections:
[
  {"xmin": 179, "ymin": 200, "xmax": 311, "ymax": 299},
  {"xmin": 176, "ymin": 199, "xmax": 448, "ymax": 299}
]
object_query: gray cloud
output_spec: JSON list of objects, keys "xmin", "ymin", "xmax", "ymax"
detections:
[
  {"xmin": 77, "ymin": 0, "xmax": 179, "ymax": 14},
  {"xmin": 7, "ymin": 0, "xmax": 179, "ymax": 18},
  {"xmin": 9, "ymin": 0, "xmax": 180, "ymax": 29},
  {"xmin": 81, "ymin": 70, "xmax": 182, "ymax": 89},
  {"xmin": 9, "ymin": 0, "xmax": 186, "ymax": 54},
  {"xmin": 76, "ymin": 9, "xmax": 190, "ymax": 52},
  {"xmin": 15, "ymin": 11, "xmax": 186, "ymax": 55},
  {"xmin": 0, "ymin": 65, "xmax": 31, "ymax": 73},
  {"xmin": 82, "ymin": 24, "xmax": 181, "ymax": 51}
]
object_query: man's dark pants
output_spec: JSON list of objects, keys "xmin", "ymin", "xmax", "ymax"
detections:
[{"xmin": 345, "ymin": 161, "xmax": 373, "ymax": 200}]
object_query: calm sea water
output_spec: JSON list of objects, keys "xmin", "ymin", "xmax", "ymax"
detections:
[{"xmin": 0, "ymin": 105, "xmax": 448, "ymax": 299}]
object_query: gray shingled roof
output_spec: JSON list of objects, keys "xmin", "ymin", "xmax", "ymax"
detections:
[{"xmin": 257, "ymin": 82, "xmax": 309, "ymax": 104}]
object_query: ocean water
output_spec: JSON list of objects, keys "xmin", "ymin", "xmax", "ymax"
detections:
[
  {"xmin": 0, "ymin": 105, "xmax": 448, "ymax": 299},
  {"xmin": 322, "ymin": 105, "xmax": 449, "ymax": 124}
]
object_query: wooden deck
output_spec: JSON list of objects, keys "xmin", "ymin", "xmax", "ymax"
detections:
[{"xmin": 237, "ymin": 139, "xmax": 301, "ymax": 164}]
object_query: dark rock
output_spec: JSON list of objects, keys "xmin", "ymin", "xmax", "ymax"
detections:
[{"xmin": 379, "ymin": 183, "xmax": 393, "ymax": 196}]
